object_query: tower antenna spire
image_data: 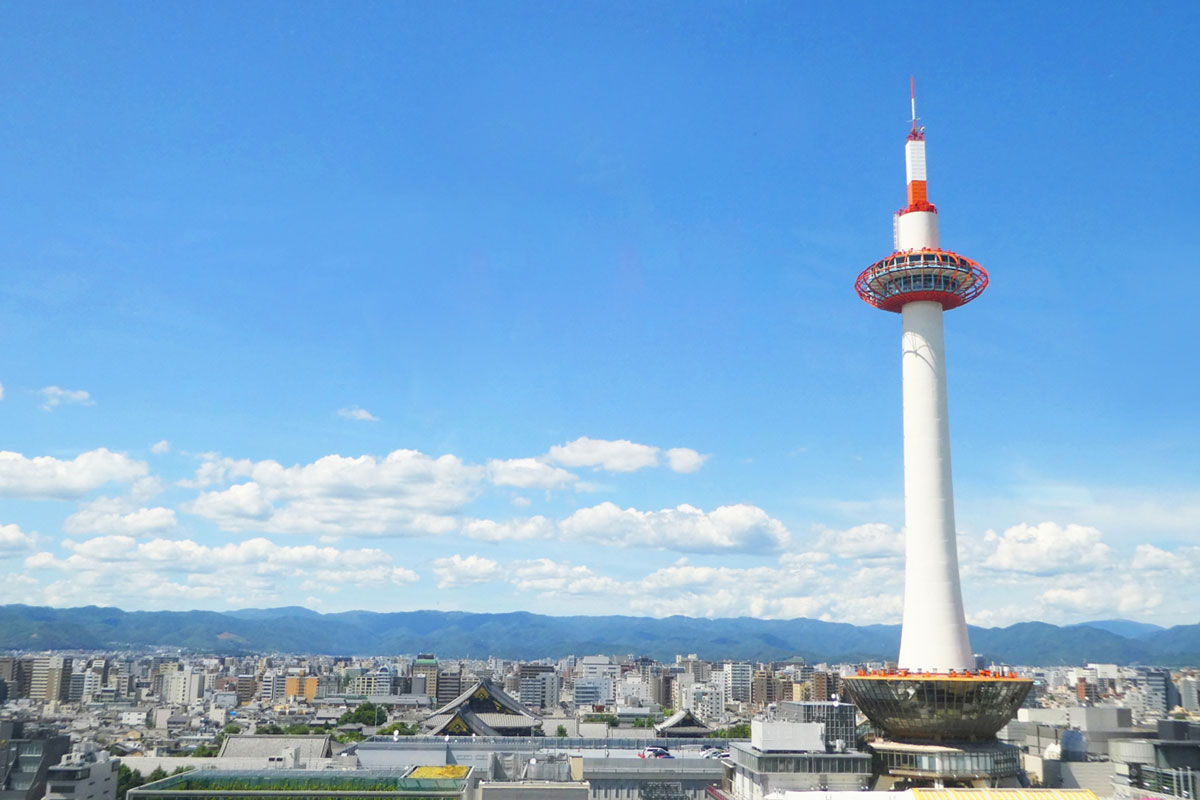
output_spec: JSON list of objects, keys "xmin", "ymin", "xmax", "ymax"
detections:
[{"xmin": 910, "ymin": 76, "xmax": 918, "ymax": 135}]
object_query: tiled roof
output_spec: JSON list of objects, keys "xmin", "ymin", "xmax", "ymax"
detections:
[
  {"xmin": 427, "ymin": 678, "xmax": 533, "ymax": 719},
  {"xmin": 424, "ymin": 708, "xmax": 540, "ymax": 737},
  {"xmin": 655, "ymin": 710, "xmax": 712, "ymax": 734}
]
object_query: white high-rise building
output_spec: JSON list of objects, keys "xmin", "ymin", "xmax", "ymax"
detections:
[
  {"xmin": 682, "ymin": 681, "xmax": 727, "ymax": 722},
  {"xmin": 578, "ymin": 655, "xmax": 620, "ymax": 681},
  {"xmin": 1180, "ymin": 676, "xmax": 1200, "ymax": 713},
  {"xmin": 162, "ymin": 670, "xmax": 205, "ymax": 705},
  {"xmin": 723, "ymin": 662, "xmax": 752, "ymax": 702},
  {"xmin": 573, "ymin": 677, "xmax": 612, "ymax": 708},
  {"xmin": 518, "ymin": 666, "xmax": 559, "ymax": 711},
  {"xmin": 615, "ymin": 676, "xmax": 652, "ymax": 707}
]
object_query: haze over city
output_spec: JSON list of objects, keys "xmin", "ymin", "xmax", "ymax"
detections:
[{"xmin": 1, "ymin": 2, "xmax": 1197, "ymax": 627}]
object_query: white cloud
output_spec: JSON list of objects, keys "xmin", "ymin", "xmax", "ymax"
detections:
[
  {"xmin": 511, "ymin": 495, "xmax": 532, "ymax": 507},
  {"xmin": 510, "ymin": 559, "xmax": 623, "ymax": 595},
  {"xmin": 183, "ymin": 449, "xmax": 482, "ymax": 537},
  {"xmin": 24, "ymin": 535, "xmax": 419, "ymax": 608},
  {"xmin": 620, "ymin": 553, "xmax": 887, "ymax": 621},
  {"xmin": 543, "ymin": 437, "xmax": 708, "ymax": 475},
  {"xmin": 460, "ymin": 516, "xmax": 555, "ymax": 542},
  {"xmin": 0, "ymin": 524, "xmax": 36, "ymax": 556},
  {"xmin": 816, "ymin": 522, "xmax": 904, "ymax": 560},
  {"xmin": 547, "ymin": 437, "xmax": 661, "ymax": 472},
  {"xmin": 39, "ymin": 386, "xmax": 94, "ymax": 411},
  {"xmin": 64, "ymin": 496, "xmax": 177, "ymax": 537},
  {"xmin": 1130, "ymin": 543, "xmax": 1194, "ymax": 574},
  {"xmin": 560, "ymin": 502, "xmax": 790, "ymax": 552},
  {"xmin": 151, "ymin": 440, "xmax": 171, "ymax": 455},
  {"xmin": 431, "ymin": 554, "xmax": 502, "ymax": 589},
  {"xmin": 664, "ymin": 448, "xmax": 709, "ymax": 473},
  {"xmin": 1040, "ymin": 580, "xmax": 1164, "ymax": 617},
  {"xmin": 0, "ymin": 449, "xmax": 148, "ymax": 500},
  {"xmin": 0, "ymin": 382, "xmax": 4, "ymax": 401},
  {"xmin": 337, "ymin": 406, "xmax": 379, "ymax": 422},
  {"xmin": 486, "ymin": 458, "xmax": 577, "ymax": 489},
  {"xmin": 982, "ymin": 522, "xmax": 1112, "ymax": 575}
]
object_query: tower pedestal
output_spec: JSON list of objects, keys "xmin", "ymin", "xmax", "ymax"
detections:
[{"xmin": 866, "ymin": 739, "xmax": 1024, "ymax": 789}]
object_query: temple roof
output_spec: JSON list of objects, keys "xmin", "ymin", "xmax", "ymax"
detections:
[
  {"xmin": 422, "ymin": 678, "xmax": 540, "ymax": 737},
  {"xmin": 654, "ymin": 710, "xmax": 713, "ymax": 737}
]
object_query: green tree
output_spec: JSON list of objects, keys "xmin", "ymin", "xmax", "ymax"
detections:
[
  {"xmin": 116, "ymin": 764, "xmax": 146, "ymax": 800},
  {"xmin": 709, "ymin": 722, "xmax": 750, "ymax": 739},
  {"xmin": 284, "ymin": 723, "xmax": 312, "ymax": 735},
  {"xmin": 145, "ymin": 767, "xmax": 169, "ymax": 784},
  {"xmin": 377, "ymin": 722, "xmax": 416, "ymax": 736},
  {"xmin": 338, "ymin": 702, "xmax": 387, "ymax": 726},
  {"xmin": 554, "ymin": 724, "xmax": 568, "ymax": 737}
]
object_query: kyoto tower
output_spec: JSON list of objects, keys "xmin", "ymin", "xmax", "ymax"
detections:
[
  {"xmin": 855, "ymin": 80, "xmax": 987, "ymax": 674},
  {"xmin": 844, "ymin": 86, "xmax": 1030, "ymax": 763}
]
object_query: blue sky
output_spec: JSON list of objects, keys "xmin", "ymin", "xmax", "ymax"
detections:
[{"xmin": 1, "ymin": 1, "xmax": 1197, "ymax": 627}]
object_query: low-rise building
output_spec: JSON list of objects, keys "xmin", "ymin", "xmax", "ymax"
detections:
[
  {"xmin": 45, "ymin": 743, "xmax": 118, "ymax": 800},
  {"xmin": 0, "ymin": 721, "xmax": 72, "ymax": 800}
]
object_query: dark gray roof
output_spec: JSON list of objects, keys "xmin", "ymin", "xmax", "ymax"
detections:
[
  {"xmin": 654, "ymin": 710, "xmax": 713, "ymax": 735},
  {"xmin": 426, "ymin": 678, "xmax": 534, "ymax": 719}
]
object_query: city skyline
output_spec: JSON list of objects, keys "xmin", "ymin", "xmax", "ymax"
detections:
[{"xmin": 1, "ymin": 3, "xmax": 1197, "ymax": 625}]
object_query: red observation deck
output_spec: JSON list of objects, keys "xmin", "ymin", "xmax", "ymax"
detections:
[{"xmin": 855, "ymin": 249, "xmax": 988, "ymax": 313}]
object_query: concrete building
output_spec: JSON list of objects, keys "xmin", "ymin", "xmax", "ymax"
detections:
[
  {"xmin": 0, "ymin": 721, "xmax": 72, "ymax": 800},
  {"xmin": 518, "ymin": 665, "xmax": 559, "ymax": 712},
  {"xmin": 723, "ymin": 663, "xmax": 753, "ymax": 703},
  {"xmin": 728, "ymin": 720, "xmax": 873, "ymax": 799},
  {"xmin": 261, "ymin": 672, "xmax": 289, "ymax": 702},
  {"xmin": 573, "ymin": 678, "xmax": 612, "ymax": 709},
  {"xmin": 285, "ymin": 675, "xmax": 320, "ymax": 703},
  {"xmin": 681, "ymin": 681, "xmax": 726, "ymax": 722},
  {"xmin": 436, "ymin": 668, "xmax": 463, "ymax": 708},
  {"xmin": 577, "ymin": 656, "xmax": 619, "ymax": 682},
  {"xmin": 411, "ymin": 655, "xmax": 438, "ymax": 699},
  {"xmin": 29, "ymin": 656, "xmax": 73, "ymax": 703},
  {"xmin": 234, "ymin": 675, "xmax": 256, "ymax": 705},
  {"xmin": 1180, "ymin": 676, "xmax": 1200, "ymax": 713},
  {"xmin": 44, "ymin": 743, "xmax": 118, "ymax": 800},
  {"xmin": 1134, "ymin": 668, "xmax": 1179, "ymax": 721},
  {"xmin": 347, "ymin": 666, "xmax": 396, "ymax": 697},
  {"xmin": 771, "ymin": 701, "xmax": 858, "ymax": 751},
  {"xmin": 162, "ymin": 670, "xmax": 205, "ymax": 705}
]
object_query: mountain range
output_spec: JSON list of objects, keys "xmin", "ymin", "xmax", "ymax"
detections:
[{"xmin": 0, "ymin": 605, "xmax": 1196, "ymax": 665}]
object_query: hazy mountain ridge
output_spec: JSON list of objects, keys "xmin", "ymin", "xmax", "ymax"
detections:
[{"xmin": 0, "ymin": 605, "xmax": 1195, "ymax": 665}]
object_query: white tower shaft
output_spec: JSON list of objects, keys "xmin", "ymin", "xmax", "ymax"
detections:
[{"xmin": 894, "ymin": 187, "xmax": 973, "ymax": 673}]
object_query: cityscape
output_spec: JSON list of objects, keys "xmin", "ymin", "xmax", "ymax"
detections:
[
  {"xmin": 0, "ymin": 645, "xmax": 1198, "ymax": 800},
  {"xmin": 2, "ymin": 3, "xmax": 1198, "ymax": 800}
]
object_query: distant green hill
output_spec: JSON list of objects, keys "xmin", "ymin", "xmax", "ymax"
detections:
[{"xmin": 0, "ymin": 605, "xmax": 1194, "ymax": 665}]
